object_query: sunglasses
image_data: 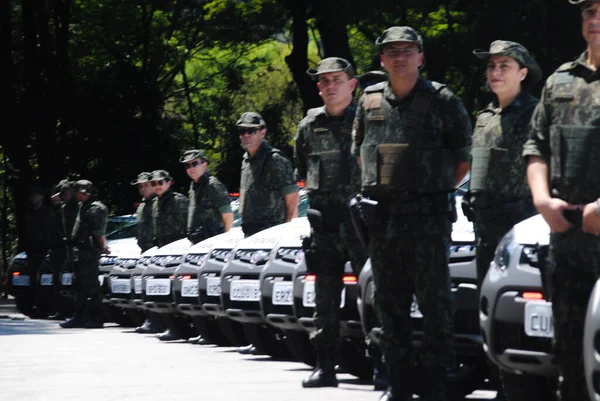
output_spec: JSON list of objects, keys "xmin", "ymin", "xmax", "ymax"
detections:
[
  {"xmin": 184, "ymin": 161, "xmax": 200, "ymax": 169},
  {"xmin": 238, "ymin": 128, "xmax": 260, "ymax": 136},
  {"xmin": 150, "ymin": 180, "xmax": 165, "ymax": 187}
]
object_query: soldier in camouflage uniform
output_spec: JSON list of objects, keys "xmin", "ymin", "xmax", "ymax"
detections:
[
  {"xmin": 150, "ymin": 169, "xmax": 189, "ymax": 341},
  {"xmin": 352, "ymin": 27, "xmax": 472, "ymax": 401},
  {"xmin": 468, "ymin": 41, "xmax": 541, "ymax": 288},
  {"xmin": 131, "ymin": 172, "xmax": 156, "ymax": 253},
  {"xmin": 60, "ymin": 180, "xmax": 108, "ymax": 329},
  {"xmin": 180, "ymin": 149, "xmax": 233, "ymax": 345},
  {"xmin": 237, "ymin": 112, "xmax": 299, "ymax": 237},
  {"xmin": 236, "ymin": 111, "xmax": 299, "ymax": 355},
  {"xmin": 180, "ymin": 149, "xmax": 233, "ymax": 243},
  {"xmin": 294, "ymin": 57, "xmax": 368, "ymax": 388},
  {"xmin": 48, "ymin": 180, "xmax": 78, "ymax": 319},
  {"xmin": 468, "ymin": 40, "xmax": 542, "ymax": 401},
  {"xmin": 523, "ymin": 2, "xmax": 600, "ymax": 399},
  {"xmin": 150, "ymin": 170, "xmax": 189, "ymax": 248},
  {"xmin": 130, "ymin": 172, "xmax": 160, "ymax": 334}
]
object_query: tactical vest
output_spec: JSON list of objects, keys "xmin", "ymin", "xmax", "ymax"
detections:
[
  {"xmin": 187, "ymin": 174, "xmax": 225, "ymax": 237},
  {"xmin": 306, "ymin": 151, "xmax": 345, "ymax": 191},
  {"xmin": 304, "ymin": 108, "xmax": 354, "ymax": 191},
  {"xmin": 548, "ymin": 71, "xmax": 600, "ymax": 201},
  {"xmin": 470, "ymin": 147, "xmax": 510, "ymax": 193},
  {"xmin": 359, "ymin": 82, "xmax": 456, "ymax": 193}
]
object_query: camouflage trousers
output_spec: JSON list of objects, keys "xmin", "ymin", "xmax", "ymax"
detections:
[
  {"xmin": 308, "ymin": 221, "xmax": 367, "ymax": 351},
  {"xmin": 473, "ymin": 214, "xmax": 529, "ymax": 289},
  {"xmin": 550, "ymin": 231, "xmax": 600, "ymax": 401},
  {"xmin": 369, "ymin": 233, "xmax": 454, "ymax": 375},
  {"xmin": 73, "ymin": 249, "xmax": 102, "ymax": 310}
]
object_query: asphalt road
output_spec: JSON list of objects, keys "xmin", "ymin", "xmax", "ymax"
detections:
[{"xmin": 0, "ymin": 300, "xmax": 497, "ymax": 401}]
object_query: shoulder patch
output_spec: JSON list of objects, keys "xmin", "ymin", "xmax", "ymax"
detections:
[
  {"xmin": 364, "ymin": 82, "xmax": 385, "ymax": 93},
  {"xmin": 556, "ymin": 61, "xmax": 576, "ymax": 72},
  {"xmin": 365, "ymin": 92, "xmax": 383, "ymax": 110},
  {"xmin": 430, "ymin": 81, "xmax": 447, "ymax": 92}
]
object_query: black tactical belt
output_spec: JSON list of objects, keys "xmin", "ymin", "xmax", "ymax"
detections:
[
  {"xmin": 563, "ymin": 209, "xmax": 583, "ymax": 228},
  {"xmin": 383, "ymin": 193, "xmax": 452, "ymax": 216},
  {"xmin": 472, "ymin": 199, "xmax": 534, "ymax": 221}
]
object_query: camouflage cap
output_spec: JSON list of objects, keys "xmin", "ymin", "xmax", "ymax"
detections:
[
  {"xmin": 179, "ymin": 149, "xmax": 208, "ymax": 164},
  {"xmin": 54, "ymin": 179, "xmax": 75, "ymax": 194},
  {"xmin": 75, "ymin": 179, "xmax": 95, "ymax": 196},
  {"xmin": 150, "ymin": 169, "xmax": 173, "ymax": 182},
  {"xmin": 130, "ymin": 172, "xmax": 152, "ymax": 185},
  {"xmin": 235, "ymin": 112, "xmax": 266, "ymax": 128},
  {"xmin": 306, "ymin": 57, "xmax": 355, "ymax": 79},
  {"xmin": 356, "ymin": 70, "xmax": 388, "ymax": 90},
  {"xmin": 473, "ymin": 40, "xmax": 542, "ymax": 86},
  {"xmin": 375, "ymin": 26, "xmax": 423, "ymax": 51}
]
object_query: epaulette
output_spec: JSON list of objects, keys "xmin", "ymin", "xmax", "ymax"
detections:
[
  {"xmin": 556, "ymin": 61, "xmax": 576, "ymax": 72},
  {"xmin": 364, "ymin": 82, "xmax": 385, "ymax": 93}
]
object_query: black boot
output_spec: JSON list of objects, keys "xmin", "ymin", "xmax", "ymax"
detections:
[
  {"xmin": 302, "ymin": 349, "xmax": 338, "ymax": 388},
  {"xmin": 156, "ymin": 329, "xmax": 180, "ymax": 342},
  {"xmin": 135, "ymin": 319, "xmax": 158, "ymax": 334},
  {"xmin": 373, "ymin": 366, "xmax": 389, "ymax": 391},
  {"xmin": 188, "ymin": 335, "xmax": 210, "ymax": 345},
  {"xmin": 238, "ymin": 344, "xmax": 259, "ymax": 355},
  {"xmin": 378, "ymin": 368, "xmax": 413, "ymax": 401},
  {"xmin": 84, "ymin": 305, "xmax": 104, "ymax": 329},
  {"xmin": 59, "ymin": 308, "xmax": 85, "ymax": 329},
  {"xmin": 424, "ymin": 366, "xmax": 448, "ymax": 401}
]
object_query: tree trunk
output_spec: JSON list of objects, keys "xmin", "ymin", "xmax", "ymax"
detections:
[{"xmin": 284, "ymin": 0, "xmax": 321, "ymax": 113}]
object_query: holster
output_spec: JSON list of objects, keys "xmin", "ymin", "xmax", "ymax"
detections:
[
  {"xmin": 188, "ymin": 227, "xmax": 205, "ymax": 245},
  {"xmin": 461, "ymin": 195, "xmax": 475, "ymax": 222},
  {"xmin": 536, "ymin": 244, "xmax": 553, "ymax": 301},
  {"xmin": 301, "ymin": 235, "xmax": 320, "ymax": 274},
  {"xmin": 348, "ymin": 196, "xmax": 369, "ymax": 249}
]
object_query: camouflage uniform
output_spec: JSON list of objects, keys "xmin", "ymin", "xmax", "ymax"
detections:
[
  {"xmin": 71, "ymin": 190, "xmax": 108, "ymax": 319},
  {"xmin": 187, "ymin": 172, "xmax": 231, "ymax": 243},
  {"xmin": 135, "ymin": 194, "xmax": 156, "ymax": 252},
  {"xmin": 152, "ymin": 188, "xmax": 189, "ymax": 247},
  {"xmin": 469, "ymin": 41, "xmax": 543, "ymax": 288},
  {"xmin": 295, "ymin": 99, "xmax": 368, "ymax": 356},
  {"xmin": 352, "ymin": 26, "xmax": 472, "ymax": 399},
  {"xmin": 523, "ymin": 49, "xmax": 600, "ymax": 401},
  {"xmin": 25, "ymin": 200, "xmax": 56, "ymax": 275},
  {"xmin": 239, "ymin": 140, "xmax": 297, "ymax": 236},
  {"xmin": 470, "ymin": 92, "xmax": 538, "ymax": 286}
]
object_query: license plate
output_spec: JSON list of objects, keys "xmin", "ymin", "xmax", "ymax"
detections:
[
  {"xmin": 146, "ymin": 279, "xmax": 171, "ymax": 296},
  {"xmin": 12, "ymin": 275, "xmax": 30, "ymax": 286},
  {"xmin": 98, "ymin": 275, "xmax": 105, "ymax": 286},
  {"xmin": 272, "ymin": 282, "xmax": 293, "ymax": 305},
  {"xmin": 410, "ymin": 295, "xmax": 423, "ymax": 318},
  {"xmin": 206, "ymin": 277, "xmax": 221, "ymax": 297},
  {"xmin": 40, "ymin": 274, "xmax": 53, "ymax": 286},
  {"xmin": 302, "ymin": 282, "xmax": 345, "ymax": 308},
  {"xmin": 111, "ymin": 278, "xmax": 132, "ymax": 294},
  {"xmin": 230, "ymin": 279, "xmax": 260, "ymax": 302},
  {"xmin": 61, "ymin": 273, "xmax": 73, "ymax": 286},
  {"xmin": 524, "ymin": 300, "xmax": 554, "ymax": 338},
  {"xmin": 134, "ymin": 277, "xmax": 142, "ymax": 294},
  {"xmin": 181, "ymin": 280, "xmax": 199, "ymax": 297}
]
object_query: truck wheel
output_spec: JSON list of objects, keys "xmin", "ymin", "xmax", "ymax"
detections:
[
  {"xmin": 217, "ymin": 317, "xmax": 248, "ymax": 346},
  {"xmin": 243, "ymin": 323, "xmax": 291, "ymax": 359},
  {"xmin": 109, "ymin": 306, "xmax": 136, "ymax": 327},
  {"xmin": 500, "ymin": 370, "xmax": 556, "ymax": 401},
  {"xmin": 192, "ymin": 316, "xmax": 231, "ymax": 346},
  {"xmin": 284, "ymin": 330, "xmax": 316, "ymax": 367},
  {"xmin": 162, "ymin": 314, "xmax": 196, "ymax": 339}
]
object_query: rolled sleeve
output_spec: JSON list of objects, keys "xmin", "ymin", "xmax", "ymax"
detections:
[
  {"xmin": 218, "ymin": 204, "xmax": 233, "ymax": 214},
  {"xmin": 351, "ymin": 96, "xmax": 366, "ymax": 157},
  {"xmin": 522, "ymin": 96, "xmax": 550, "ymax": 162},
  {"xmin": 294, "ymin": 123, "xmax": 309, "ymax": 181}
]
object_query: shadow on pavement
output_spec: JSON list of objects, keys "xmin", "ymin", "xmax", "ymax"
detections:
[{"xmin": 0, "ymin": 318, "xmax": 69, "ymax": 336}]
